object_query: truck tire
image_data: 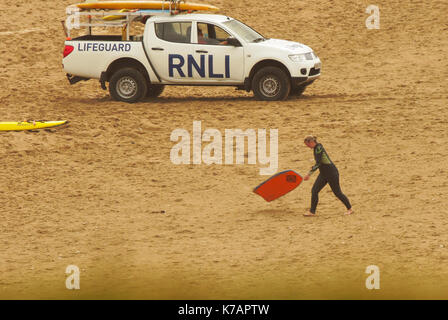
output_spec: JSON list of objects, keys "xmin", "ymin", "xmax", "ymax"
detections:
[
  {"xmin": 252, "ymin": 66, "xmax": 291, "ymax": 101},
  {"xmin": 146, "ymin": 84, "xmax": 165, "ymax": 98},
  {"xmin": 109, "ymin": 68, "xmax": 147, "ymax": 103}
]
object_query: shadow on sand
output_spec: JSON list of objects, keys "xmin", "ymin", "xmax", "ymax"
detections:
[
  {"xmin": 68, "ymin": 92, "xmax": 362, "ymax": 106},
  {"xmin": 251, "ymin": 209, "xmax": 297, "ymax": 216}
]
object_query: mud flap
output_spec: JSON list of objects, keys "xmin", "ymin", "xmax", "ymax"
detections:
[
  {"xmin": 100, "ymin": 72, "xmax": 107, "ymax": 90},
  {"xmin": 66, "ymin": 74, "xmax": 90, "ymax": 85}
]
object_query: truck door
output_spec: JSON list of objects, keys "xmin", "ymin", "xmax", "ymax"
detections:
[
  {"xmin": 147, "ymin": 21, "xmax": 194, "ymax": 83},
  {"xmin": 190, "ymin": 22, "xmax": 245, "ymax": 84}
]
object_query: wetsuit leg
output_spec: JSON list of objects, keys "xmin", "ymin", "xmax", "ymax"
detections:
[
  {"xmin": 310, "ymin": 173, "xmax": 327, "ymax": 213},
  {"xmin": 327, "ymin": 168, "xmax": 352, "ymax": 210}
]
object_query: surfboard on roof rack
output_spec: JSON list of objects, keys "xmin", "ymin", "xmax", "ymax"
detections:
[
  {"xmin": 75, "ymin": 1, "xmax": 219, "ymax": 12},
  {"xmin": 64, "ymin": 1, "xmax": 220, "ymax": 39}
]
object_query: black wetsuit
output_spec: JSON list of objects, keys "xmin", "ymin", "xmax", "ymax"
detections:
[{"xmin": 308, "ymin": 143, "xmax": 351, "ymax": 214}]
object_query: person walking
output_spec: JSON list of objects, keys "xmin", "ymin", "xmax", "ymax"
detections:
[{"xmin": 302, "ymin": 135, "xmax": 353, "ymax": 216}]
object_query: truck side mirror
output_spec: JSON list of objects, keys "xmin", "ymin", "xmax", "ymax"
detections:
[{"xmin": 226, "ymin": 38, "xmax": 242, "ymax": 47}]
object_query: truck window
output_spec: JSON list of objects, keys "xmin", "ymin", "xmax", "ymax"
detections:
[
  {"xmin": 222, "ymin": 19, "xmax": 264, "ymax": 43},
  {"xmin": 197, "ymin": 23, "xmax": 231, "ymax": 45},
  {"xmin": 155, "ymin": 22, "xmax": 192, "ymax": 43}
]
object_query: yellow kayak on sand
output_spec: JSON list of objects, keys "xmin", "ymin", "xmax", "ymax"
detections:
[
  {"xmin": 77, "ymin": 1, "xmax": 219, "ymax": 11},
  {"xmin": 0, "ymin": 121, "xmax": 69, "ymax": 131}
]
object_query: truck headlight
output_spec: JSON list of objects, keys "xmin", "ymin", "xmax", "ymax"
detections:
[
  {"xmin": 289, "ymin": 53, "xmax": 316, "ymax": 62},
  {"xmin": 288, "ymin": 54, "xmax": 307, "ymax": 62}
]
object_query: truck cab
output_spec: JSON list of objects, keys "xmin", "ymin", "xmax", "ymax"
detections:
[{"xmin": 63, "ymin": 12, "xmax": 321, "ymax": 102}]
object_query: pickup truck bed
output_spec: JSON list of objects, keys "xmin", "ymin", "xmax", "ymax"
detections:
[{"xmin": 72, "ymin": 35, "xmax": 143, "ymax": 42}]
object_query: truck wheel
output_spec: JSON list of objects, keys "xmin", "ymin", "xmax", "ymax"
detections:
[
  {"xmin": 146, "ymin": 84, "xmax": 165, "ymax": 98},
  {"xmin": 109, "ymin": 68, "xmax": 147, "ymax": 103},
  {"xmin": 252, "ymin": 67, "xmax": 291, "ymax": 101}
]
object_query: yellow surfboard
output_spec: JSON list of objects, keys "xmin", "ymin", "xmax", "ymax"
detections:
[
  {"xmin": 0, "ymin": 121, "xmax": 69, "ymax": 131},
  {"xmin": 103, "ymin": 9, "xmax": 132, "ymax": 21},
  {"xmin": 77, "ymin": 1, "xmax": 219, "ymax": 11}
]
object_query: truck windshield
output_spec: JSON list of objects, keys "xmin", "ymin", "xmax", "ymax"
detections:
[{"xmin": 222, "ymin": 19, "xmax": 265, "ymax": 43}]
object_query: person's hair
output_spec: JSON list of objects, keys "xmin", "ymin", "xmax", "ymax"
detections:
[{"xmin": 304, "ymin": 135, "xmax": 317, "ymax": 143}]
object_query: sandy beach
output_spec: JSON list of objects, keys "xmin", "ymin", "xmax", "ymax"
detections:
[{"xmin": 0, "ymin": 0, "xmax": 447, "ymax": 299}]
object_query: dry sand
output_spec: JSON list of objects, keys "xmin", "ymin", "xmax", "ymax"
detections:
[{"xmin": 0, "ymin": 0, "xmax": 447, "ymax": 299}]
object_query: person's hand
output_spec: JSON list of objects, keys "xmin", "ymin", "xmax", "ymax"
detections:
[{"xmin": 304, "ymin": 174, "xmax": 310, "ymax": 181}]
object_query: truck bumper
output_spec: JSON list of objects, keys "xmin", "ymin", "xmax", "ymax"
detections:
[
  {"xmin": 292, "ymin": 72, "xmax": 320, "ymax": 87},
  {"xmin": 289, "ymin": 57, "xmax": 321, "ymax": 84}
]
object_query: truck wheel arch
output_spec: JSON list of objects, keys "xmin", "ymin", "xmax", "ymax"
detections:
[
  {"xmin": 106, "ymin": 58, "xmax": 150, "ymax": 84},
  {"xmin": 247, "ymin": 59, "xmax": 292, "ymax": 90}
]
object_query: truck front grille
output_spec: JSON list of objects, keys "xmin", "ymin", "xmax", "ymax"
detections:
[{"xmin": 309, "ymin": 68, "xmax": 320, "ymax": 76}]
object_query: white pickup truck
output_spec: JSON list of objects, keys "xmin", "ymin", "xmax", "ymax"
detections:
[{"xmin": 63, "ymin": 13, "xmax": 321, "ymax": 102}]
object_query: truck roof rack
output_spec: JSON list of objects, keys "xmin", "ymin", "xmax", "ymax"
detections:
[{"xmin": 64, "ymin": 1, "xmax": 192, "ymax": 40}]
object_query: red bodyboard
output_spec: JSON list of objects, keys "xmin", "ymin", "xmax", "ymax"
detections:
[{"xmin": 253, "ymin": 170, "xmax": 303, "ymax": 202}]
